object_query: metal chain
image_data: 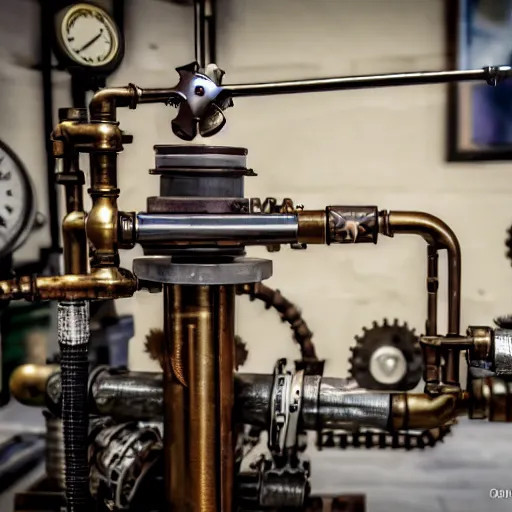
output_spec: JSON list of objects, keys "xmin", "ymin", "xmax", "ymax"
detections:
[{"xmin": 318, "ymin": 426, "xmax": 452, "ymax": 451}]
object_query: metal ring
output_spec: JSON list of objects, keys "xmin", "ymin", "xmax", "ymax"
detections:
[{"xmin": 133, "ymin": 256, "xmax": 272, "ymax": 285}]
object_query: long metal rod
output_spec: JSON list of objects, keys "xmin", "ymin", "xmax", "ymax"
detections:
[
  {"xmin": 135, "ymin": 213, "xmax": 298, "ymax": 243},
  {"xmin": 225, "ymin": 66, "xmax": 512, "ymax": 97}
]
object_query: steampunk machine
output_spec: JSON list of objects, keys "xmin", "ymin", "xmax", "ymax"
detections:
[{"xmin": 4, "ymin": 56, "xmax": 512, "ymax": 512}]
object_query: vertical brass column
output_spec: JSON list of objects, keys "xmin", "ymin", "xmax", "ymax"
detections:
[{"xmin": 163, "ymin": 284, "xmax": 235, "ymax": 512}]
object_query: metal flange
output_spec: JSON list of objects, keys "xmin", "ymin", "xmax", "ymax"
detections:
[{"xmin": 133, "ymin": 256, "xmax": 272, "ymax": 285}]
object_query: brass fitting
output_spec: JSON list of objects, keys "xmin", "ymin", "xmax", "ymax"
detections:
[
  {"xmin": 470, "ymin": 377, "xmax": 512, "ymax": 422},
  {"xmin": 89, "ymin": 85, "xmax": 140, "ymax": 122},
  {"xmin": 52, "ymin": 120, "xmax": 123, "ymax": 155},
  {"xmin": 10, "ymin": 364, "xmax": 59, "ymax": 407},
  {"xmin": 391, "ymin": 391, "xmax": 468, "ymax": 430},
  {"xmin": 297, "ymin": 210, "xmax": 326, "ymax": 244}
]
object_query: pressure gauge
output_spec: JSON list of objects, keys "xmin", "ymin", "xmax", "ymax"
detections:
[
  {"xmin": 53, "ymin": 3, "xmax": 124, "ymax": 76},
  {"xmin": 0, "ymin": 141, "xmax": 36, "ymax": 258}
]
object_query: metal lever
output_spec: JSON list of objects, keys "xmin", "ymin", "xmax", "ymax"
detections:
[{"xmin": 167, "ymin": 64, "xmax": 512, "ymax": 141}]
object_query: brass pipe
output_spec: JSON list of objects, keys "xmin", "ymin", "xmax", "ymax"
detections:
[
  {"xmin": 87, "ymin": 152, "xmax": 120, "ymax": 268},
  {"xmin": 187, "ymin": 286, "xmax": 217, "ymax": 512},
  {"xmin": 165, "ymin": 284, "xmax": 187, "ymax": 511},
  {"xmin": 380, "ymin": 211, "xmax": 462, "ymax": 387},
  {"xmin": 391, "ymin": 391, "xmax": 468, "ymax": 430},
  {"xmin": 0, "ymin": 267, "xmax": 136, "ymax": 301},
  {"xmin": 217, "ymin": 285, "xmax": 235, "ymax": 512}
]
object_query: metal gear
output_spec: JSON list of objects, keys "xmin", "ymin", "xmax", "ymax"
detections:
[{"xmin": 349, "ymin": 319, "xmax": 422, "ymax": 391}]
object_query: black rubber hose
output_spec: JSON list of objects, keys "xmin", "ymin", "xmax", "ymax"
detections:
[{"xmin": 58, "ymin": 301, "xmax": 90, "ymax": 512}]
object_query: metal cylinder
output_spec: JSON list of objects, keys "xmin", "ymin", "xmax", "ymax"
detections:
[
  {"xmin": 58, "ymin": 300, "xmax": 90, "ymax": 512},
  {"xmin": 164, "ymin": 284, "xmax": 235, "ymax": 512},
  {"xmin": 146, "ymin": 145, "xmax": 254, "ymax": 258},
  {"xmin": 135, "ymin": 213, "xmax": 298, "ymax": 245}
]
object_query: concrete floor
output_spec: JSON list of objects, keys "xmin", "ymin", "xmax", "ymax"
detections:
[
  {"xmin": 308, "ymin": 419, "xmax": 512, "ymax": 512},
  {"xmin": 0, "ymin": 403, "xmax": 511, "ymax": 511}
]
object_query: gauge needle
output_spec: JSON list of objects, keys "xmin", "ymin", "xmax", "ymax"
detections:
[{"xmin": 77, "ymin": 29, "xmax": 103, "ymax": 53}]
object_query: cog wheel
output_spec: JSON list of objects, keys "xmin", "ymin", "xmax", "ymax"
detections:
[{"xmin": 349, "ymin": 319, "xmax": 422, "ymax": 391}]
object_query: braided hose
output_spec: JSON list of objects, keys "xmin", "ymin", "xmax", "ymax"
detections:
[
  {"xmin": 58, "ymin": 301, "xmax": 90, "ymax": 512},
  {"xmin": 237, "ymin": 283, "xmax": 317, "ymax": 360}
]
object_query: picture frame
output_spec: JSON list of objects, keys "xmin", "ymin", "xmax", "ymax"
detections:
[{"xmin": 446, "ymin": 0, "xmax": 512, "ymax": 161}]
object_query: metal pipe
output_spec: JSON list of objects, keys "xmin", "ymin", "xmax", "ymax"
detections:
[
  {"xmin": 217, "ymin": 285, "xmax": 235, "ymax": 512},
  {"xmin": 225, "ymin": 66, "xmax": 512, "ymax": 97},
  {"xmin": 379, "ymin": 211, "xmax": 462, "ymax": 387},
  {"xmin": 187, "ymin": 286, "xmax": 217, "ymax": 512},
  {"xmin": 424, "ymin": 246, "xmax": 440, "ymax": 387},
  {"xmin": 379, "ymin": 211, "xmax": 461, "ymax": 336},
  {"xmin": 134, "ymin": 213, "xmax": 298, "ymax": 244},
  {"xmin": 16, "ymin": 367, "xmax": 467, "ymax": 432}
]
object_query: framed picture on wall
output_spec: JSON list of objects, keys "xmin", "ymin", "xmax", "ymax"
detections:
[{"xmin": 447, "ymin": 0, "xmax": 512, "ymax": 161}]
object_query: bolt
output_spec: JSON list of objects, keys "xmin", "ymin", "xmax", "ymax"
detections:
[{"xmin": 195, "ymin": 85, "xmax": 205, "ymax": 96}]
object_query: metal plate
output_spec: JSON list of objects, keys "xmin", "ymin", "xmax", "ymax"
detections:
[{"xmin": 133, "ymin": 256, "xmax": 272, "ymax": 285}]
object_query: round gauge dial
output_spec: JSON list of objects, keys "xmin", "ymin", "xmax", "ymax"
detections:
[
  {"xmin": 55, "ymin": 3, "xmax": 123, "ymax": 71},
  {"xmin": 0, "ymin": 141, "xmax": 35, "ymax": 258}
]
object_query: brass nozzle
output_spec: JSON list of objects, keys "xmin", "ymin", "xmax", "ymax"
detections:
[
  {"xmin": 10, "ymin": 364, "xmax": 58, "ymax": 406},
  {"xmin": 391, "ymin": 391, "xmax": 468, "ymax": 430}
]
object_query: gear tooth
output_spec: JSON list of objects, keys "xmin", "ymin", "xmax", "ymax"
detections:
[
  {"xmin": 393, "ymin": 318, "xmax": 398, "ymax": 326},
  {"xmin": 354, "ymin": 335, "xmax": 361, "ymax": 342},
  {"xmin": 372, "ymin": 320, "xmax": 378, "ymax": 328},
  {"xmin": 362, "ymin": 326, "xmax": 368, "ymax": 333},
  {"xmin": 383, "ymin": 318, "xmax": 388, "ymax": 326},
  {"xmin": 349, "ymin": 346, "xmax": 355, "ymax": 352}
]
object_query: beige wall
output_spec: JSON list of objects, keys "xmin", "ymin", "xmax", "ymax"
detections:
[{"xmin": 2, "ymin": 0, "xmax": 512, "ymax": 376}]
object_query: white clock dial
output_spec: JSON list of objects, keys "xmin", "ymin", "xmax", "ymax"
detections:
[
  {"xmin": 0, "ymin": 143, "xmax": 34, "ymax": 256},
  {"xmin": 61, "ymin": 4, "xmax": 119, "ymax": 67}
]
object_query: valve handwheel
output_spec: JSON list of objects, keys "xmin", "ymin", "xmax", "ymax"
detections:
[{"xmin": 349, "ymin": 319, "xmax": 422, "ymax": 391}]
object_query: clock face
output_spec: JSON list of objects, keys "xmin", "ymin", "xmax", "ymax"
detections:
[
  {"xmin": 60, "ymin": 4, "xmax": 120, "ymax": 68},
  {"xmin": 0, "ymin": 142, "xmax": 34, "ymax": 256}
]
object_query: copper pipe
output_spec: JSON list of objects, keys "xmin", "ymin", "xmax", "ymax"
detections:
[
  {"xmin": 391, "ymin": 391, "xmax": 468, "ymax": 430},
  {"xmin": 217, "ymin": 286, "xmax": 235, "ymax": 512},
  {"xmin": 165, "ymin": 285, "xmax": 187, "ymax": 512},
  {"xmin": 379, "ymin": 211, "xmax": 461, "ymax": 335},
  {"xmin": 89, "ymin": 84, "xmax": 185, "ymax": 123}
]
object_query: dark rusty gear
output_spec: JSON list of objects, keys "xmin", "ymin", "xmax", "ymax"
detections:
[
  {"xmin": 349, "ymin": 318, "xmax": 422, "ymax": 391},
  {"xmin": 235, "ymin": 335, "xmax": 249, "ymax": 370}
]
